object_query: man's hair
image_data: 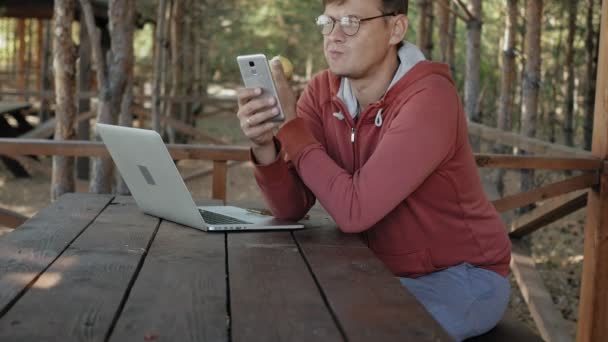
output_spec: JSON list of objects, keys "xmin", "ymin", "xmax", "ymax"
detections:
[{"xmin": 322, "ymin": 0, "xmax": 408, "ymax": 16}]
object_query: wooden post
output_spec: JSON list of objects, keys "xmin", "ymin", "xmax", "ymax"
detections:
[
  {"xmin": 16, "ymin": 19, "xmax": 26, "ymax": 99},
  {"xmin": 212, "ymin": 160, "xmax": 228, "ymax": 204},
  {"xmin": 577, "ymin": 0, "xmax": 608, "ymax": 341}
]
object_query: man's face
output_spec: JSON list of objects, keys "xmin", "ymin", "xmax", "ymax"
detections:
[{"xmin": 322, "ymin": 0, "xmax": 400, "ymax": 79}]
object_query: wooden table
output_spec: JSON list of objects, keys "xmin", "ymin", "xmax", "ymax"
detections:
[{"xmin": 0, "ymin": 193, "xmax": 452, "ymax": 341}]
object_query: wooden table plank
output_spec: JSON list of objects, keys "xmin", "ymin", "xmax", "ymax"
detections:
[
  {"xmin": 0, "ymin": 196, "xmax": 159, "ymax": 341},
  {"xmin": 0, "ymin": 193, "xmax": 113, "ymax": 315},
  {"xmin": 228, "ymin": 231, "xmax": 343, "ymax": 341},
  {"xmin": 109, "ymin": 220, "xmax": 227, "ymax": 342},
  {"xmin": 294, "ymin": 218, "xmax": 454, "ymax": 342}
]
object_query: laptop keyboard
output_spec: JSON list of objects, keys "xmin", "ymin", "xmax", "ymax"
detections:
[{"xmin": 199, "ymin": 210, "xmax": 251, "ymax": 225}]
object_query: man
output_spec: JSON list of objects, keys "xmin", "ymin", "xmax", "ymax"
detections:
[{"xmin": 236, "ymin": 0, "xmax": 511, "ymax": 340}]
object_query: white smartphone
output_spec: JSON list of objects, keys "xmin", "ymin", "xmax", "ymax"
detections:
[{"xmin": 237, "ymin": 54, "xmax": 285, "ymax": 122}]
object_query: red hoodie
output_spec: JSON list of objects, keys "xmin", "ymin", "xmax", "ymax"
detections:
[{"xmin": 253, "ymin": 61, "xmax": 511, "ymax": 278}]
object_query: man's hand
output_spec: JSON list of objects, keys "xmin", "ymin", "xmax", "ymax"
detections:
[
  {"xmin": 237, "ymin": 88, "xmax": 282, "ymax": 165},
  {"xmin": 270, "ymin": 57, "xmax": 297, "ymax": 123}
]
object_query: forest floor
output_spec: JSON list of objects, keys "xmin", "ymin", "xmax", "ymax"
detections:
[{"xmin": 0, "ymin": 105, "xmax": 584, "ymax": 340}]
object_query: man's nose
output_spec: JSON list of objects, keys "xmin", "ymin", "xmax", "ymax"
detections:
[{"xmin": 327, "ymin": 24, "xmax": 346, "ymax": 42}]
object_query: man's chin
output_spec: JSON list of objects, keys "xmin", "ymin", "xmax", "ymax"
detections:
[{"xmin": 328, "ymin": 66, "xmax": 349, "ymax": 78}]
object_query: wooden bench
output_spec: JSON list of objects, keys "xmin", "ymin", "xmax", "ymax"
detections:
[
  {"xmin": 466, "ymin": 313, "xmax": 544, "ymax": 342},
  {"xmin": 0, "ymin": 207, "xmax": 28, "ymax": 229}
]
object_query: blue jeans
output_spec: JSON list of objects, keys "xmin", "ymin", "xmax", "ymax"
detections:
[{"xmin": 399, "ymin": 263, "xmax": 510, "ymax": 341}]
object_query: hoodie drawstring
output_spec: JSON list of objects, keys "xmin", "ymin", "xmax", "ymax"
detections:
[{"xmin": 375, "ymin": 108, "xmax": 383, "ymax": 127}]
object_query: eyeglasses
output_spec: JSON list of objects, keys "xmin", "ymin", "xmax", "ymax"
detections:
[{"xmin": 316, "ymin": 13, "xmax": 396, "ymax": 36}]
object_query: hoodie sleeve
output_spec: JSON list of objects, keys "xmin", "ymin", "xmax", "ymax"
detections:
[
  {"xmin": 251, "ymin": 82, "xmax": 326, "ymax": 221},
  {"xmin": 276, "ymin": 76, "xmax": 460, "ymax": 233}
]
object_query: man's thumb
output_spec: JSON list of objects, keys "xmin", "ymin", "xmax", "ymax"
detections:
[{"xmin": 270, "ymin": 57, "xmax": 286, "ymax": 82}]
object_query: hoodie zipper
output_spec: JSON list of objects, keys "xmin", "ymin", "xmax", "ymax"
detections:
[{"xmin": 351, "ymin": 127, "xmax": 355, "ymax": 143}]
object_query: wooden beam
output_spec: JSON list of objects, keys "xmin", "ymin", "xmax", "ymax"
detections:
[
  {"xmin": 212, "ymin": 160, "xmax": 228, "ymax": 203},
  {"xmin": 509, "ymin": 191, "xmax": 588, "ymax": 239},
  {"xmin": 183, "ymin": 161, "xmax": 244, "ymax": 183},
  {"xmin": 577, "ymin": 0, "xmax": 608, "ymax": 339},
  {"xmin": 511, "ymin": 240, "xmax": 573, "ymax": 342},
  {"xmin": 475, "ymin": 153, "xmax": 602, "ymax": 170},
  {"xmin": 18, "ymin": 111, "xmax": 96, "ymax": 139},
  {"xmin": 468, "ymin": 122, "xmax": 593, "ymax": 157},
  {"xmin": 159, "ymin": 113, "xmax": 229, "ymax": 145},
  {"xmin": 0, "ymin": 138, "xmax": 250, "ymax": 161},
  {"xmin": 492, "ymin": 172, "xmax": 599, "ymax": 213},
  {"xmin": 0, "ymin": 207, "xmax": 28, "ymax": 229}
]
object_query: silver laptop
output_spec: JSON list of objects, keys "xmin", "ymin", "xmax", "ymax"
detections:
[{"xmin": 96, "ymin": 123, "xmax": 304, "ymax": 232}]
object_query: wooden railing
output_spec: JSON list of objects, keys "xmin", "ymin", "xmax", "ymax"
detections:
[{"xmin": 0, "ymin": 138, "xmax": 249, "ymax": 203}]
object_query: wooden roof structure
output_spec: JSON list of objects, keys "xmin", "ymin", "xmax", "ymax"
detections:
[{"xmin": 0, "ymin": 0, "xmax": 109, "ymax": 20}]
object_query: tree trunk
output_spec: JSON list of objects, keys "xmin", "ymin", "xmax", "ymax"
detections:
[
  {"xmin": 169, "ymin": 0, "xmax": 184, "ymax": 144},
  {"xmin": 36, "ymin": 20, "xmax": 44, "ymax": 93},
  {"xmin": 495, "ymin": 0, "xmax": 518, "ymax": 197},
  {"xmin": 464, "ymin": 0, "xmax": 482, "ymax": 123},
  {"xmin": 17, "ymin": 19, "xmax": 26, "ymax": 99},
  {"xmin": 436, "ymin": 0, "xmax": 450, "ymax": 63},
  {"xmin": 152, "ymin": 0, "xmax": 168, "ymax": 133},
  {"xmin": 51, "ymin": 0, "xmax": 77, "ymax": 201},
  {"xmin": 80, "ymin": 0, "xmax": 135, "ymax": 193},
  {"xmin": 416, "ymin": 0, "xmax": 431, "ymax": 58},
  {"xmin": 116, "ymin": 73, "xmax": 133, "ymax": 195},
  {"xmin": 520, "ymin": 0, "xmax": 543, "ymax": 212},
  {"xmin": 584, "ymin": 0, "xmax": 599, "ymax": 151},
  {"xmin": 77, "ymin": 21, "xmax": 92, "ymax": 181},
  {"xmin": 40, "ymin": 20, "xmax": 52, "ymax": 122},
  {"xmin": 182, "ymin": 0, "xmax": 194, "ymax": 128},
  {"xmin": 447, "ymin": 1, "xmax": 457, "ymax": 76},
  {"xmin": 425, "ymin": 2, "xmax": 434, "ymax": 59},
  {"xmin": 564, "ymin": 1, "xmax": 578, "ymax": 147},
  {"xmin": 160, "ymin": 1, "xmax": 173, "ymax": 139}
]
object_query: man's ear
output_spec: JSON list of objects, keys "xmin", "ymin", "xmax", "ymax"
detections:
[{"xmin": 389, "ymin": 15, "xmax": 408, "ymax": 45}]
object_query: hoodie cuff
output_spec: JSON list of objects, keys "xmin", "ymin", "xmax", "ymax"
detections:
[
  {"xmin": 276, "ymin": 118, "xmax": 318, "ymax": 160},
  {"xmin": 251, "ymin": 138, "xmax": 291, "ymax": 186}
]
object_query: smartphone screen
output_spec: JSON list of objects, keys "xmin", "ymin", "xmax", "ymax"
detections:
[{"xmin": 236, "ymin": 54, "xmax": 285, "ymax": 122}]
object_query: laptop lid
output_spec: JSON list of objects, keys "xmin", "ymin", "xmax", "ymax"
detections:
[{"xmin": 97, "ymin": 123, "xmax": 208, "ymax": 230}]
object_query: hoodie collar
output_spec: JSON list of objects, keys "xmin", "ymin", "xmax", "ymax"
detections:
[{"xmin": 337, "ymin": 41, "xmax": 426, "ymax": 118}]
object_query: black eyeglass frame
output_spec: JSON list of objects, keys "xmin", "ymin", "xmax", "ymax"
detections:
[{"xmin": 316, "ymin": 12, "xmax": 397, "ymax": 36}]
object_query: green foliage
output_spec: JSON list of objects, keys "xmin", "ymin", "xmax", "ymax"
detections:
[{"xmin": 206, "ymin": 0, "xmax": 325, "ymax": 81}]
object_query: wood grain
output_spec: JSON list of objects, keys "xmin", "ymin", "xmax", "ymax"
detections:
[
  {"xmin": 511, "ymin": 240, "xmax": 573, "ymax": 342},
  {"xmin": 0, "ymin": 196, "xmax": 158, "ymax": 341},
  {"xmin": 0, "ymin": 193, "xmax": 112, "ymax": 315},
  {"xmin": 492, "ymin": 172, "xmax": 598, "ymax": 212},
  {"xmin": 109, "ymin": 220, "xmax": 227, "ymax": 342},
  {"xmin": 294, "ymin": 221, "xmax": 453, "ymax": 341},
  {"xmin": 229, "ymin": 231, "xmax": 343, "ymax": 341}
]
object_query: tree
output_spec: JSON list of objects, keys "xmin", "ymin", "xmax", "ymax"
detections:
[
  {"xmin": 80, "ymin": 0, "xmax": 135, "ymax": 193},
  {"xmin": 563, "ymin": 0, "xmax": 578, "ymax": 147},
  {"xmin": 151, "ymin": 0, "xmax": 168, "ymax": 133},
  {"xmin": 495, "ymin": 0, "xmax": 518, "ymax": 197},
  {"xmin": 436, "ymin": 0, "xmax": 450, "ymax": 63},
  {"xmin": 584, "ymin": 0, "xmax": 599, "ymax": 151},
  {"xmin": 464, "ymin": 0, "xmax": 482, "ymax": 123},
  {"xmin": 520, "ymin": 0, "xmax": 543, "ymax": 211},
  {"xmin": 416, "ymin": 0, "xmax": 432, "ymax": 59},
  {"xmin": 51, "ymin": 0, "xmax": 77, "ymax": 201}
]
